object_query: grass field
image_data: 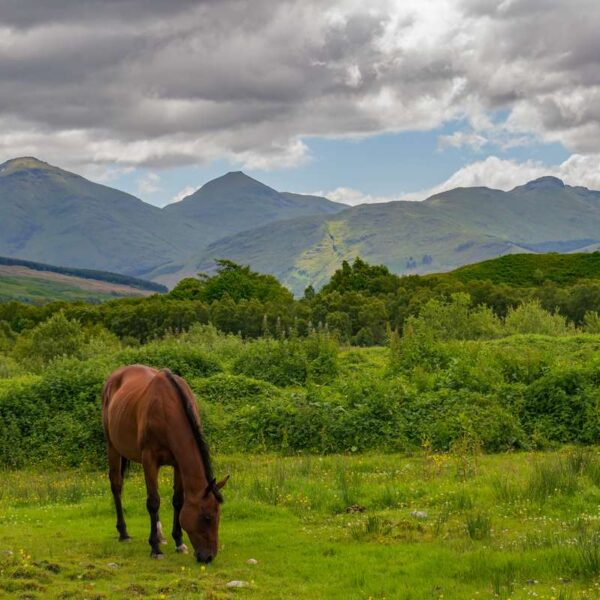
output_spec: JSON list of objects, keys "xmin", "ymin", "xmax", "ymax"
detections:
[
  {"xmin": 0, "ymin": 266, "xmax": 156, "ymax": 304},
  {"xmin": 3, "ymin": 451, "xmax": 600, "ymax": 599}
]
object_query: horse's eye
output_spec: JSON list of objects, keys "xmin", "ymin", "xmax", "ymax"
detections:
[{"xmin": 202, "ymin": 514, "xmax": 212, "ymax": 525}]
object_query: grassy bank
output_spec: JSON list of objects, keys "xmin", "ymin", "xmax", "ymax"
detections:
[{"xmin": 2, "ymin": 451, "xmax": 600, "ymax": 599}]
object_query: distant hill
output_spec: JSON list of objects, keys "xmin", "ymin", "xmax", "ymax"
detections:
[
  {"xmin": 0, "ymin": 157, "xmax": 200, "ymax": 278},
  {"xmin": 0, "ymin": 256, "xmax": 165, "ymax": 304},
  {"xmin": 162, "ymin": 171, "xmax": 343, "ymax": 247},
  {"xmin": 171, "ymin": 176, "xmax": 600, "ymax": 294},
  {"xmin": 3, "ymin": 157, "xmax": 600, "ymax": 296},
  {"xmin": 0, "ymin": 158, "xmax": 344, "ymax": 282},
  {"xmin": 447, "ymin": 252, "xmax": 600, "ymax": 287}
]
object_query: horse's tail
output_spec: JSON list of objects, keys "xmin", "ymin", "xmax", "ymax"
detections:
[
  {"xmin": 160, "ymin": 368, "xmax": 222, "ymax": 501},
  {"xmin": 101, "ymin": 375, "xmax": 114, "ymax": 441}
]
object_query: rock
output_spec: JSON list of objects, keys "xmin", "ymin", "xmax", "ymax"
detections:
[
  {"xmin": 411, "ymin": 510, "xmax": 428, "ymax": 520},
  {"xmin": 226, "ymin": 580, "xmax": 249, "ymax": 588},
  {"xmin": 107, "ymin": 563, "xmax": 119, "ymax": 569},
  {"xmin": 345, "ymin": 504, "xmax": 366, "ymax": 513},
  {"xmin": 246, "ymin": 558, "xmax": 258, "ymax": 565}
]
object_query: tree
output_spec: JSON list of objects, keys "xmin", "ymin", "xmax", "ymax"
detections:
[{"xmin": 177, "ymin": 259, "xmax": 293, "ymax": 304}]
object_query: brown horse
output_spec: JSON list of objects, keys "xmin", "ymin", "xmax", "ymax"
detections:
[{"xmin": 102, "ymin": 365, "xmax": 228, "ymax": 562}]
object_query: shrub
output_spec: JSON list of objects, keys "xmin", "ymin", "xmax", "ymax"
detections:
[
  {"xmin": 505, "ymin": 300, "xmax": 573, "ymax": 336},
  {"xmin": 583, "ymin": 311, "xmax": 600, "ymax": 333},
  {"xmin": 119, "ymin": 340, "xmax": 222, "ymax": 379},
  {"xmin": 408, "ymin": 293, "xmax": 502, "ymax": 342},
  {"xmin": 12, "ymin": 312, "xmax": 86, "ymax": 370},
  {"xmin": 232, "ymin": 334, "xmax": 338, "ymax": 387},
  {"xmin": 192, "ymin": 373, "xmax": 279, "ymax": 407},
  {"xmin": 0, "ymin": 359, "xmax": 109, "ymax": 467},
  {"xmin": 522, "ymin": 367, "xmax": 599, "ymax": 443}
]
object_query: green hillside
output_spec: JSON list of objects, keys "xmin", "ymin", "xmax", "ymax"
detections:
[
  {"xmin": 0, "ymin": 256, "xmax": 165, "ymax": 304},
  {"xmin": 0, "ymin": 158, "xmax": 344, "ymax": 283},
  {"xmin": 3, "ymin": 158, "xmax": 600, "ymax": 295},
  {"xmin": 448, "ymin": 252, "xmax": 600, "ymax": 287},
  {"xmin": 162, "ymin": 171, "xmax": 343, "ymax": 247},
  {"xmin": 0, "ymin": 157, "xmax": 199, "ymax": 277},
  {"xmin": 173, "ymin": 176, "xmax": 600, "ymax": 294}
]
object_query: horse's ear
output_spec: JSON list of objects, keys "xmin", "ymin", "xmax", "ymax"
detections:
[
  {"xmin": 216, "ymin": 475, "xmax": 230, "ymax": 490},
  {"xmin": 203, "ymin": 478, "xmax": 216, "ymax": 498}
]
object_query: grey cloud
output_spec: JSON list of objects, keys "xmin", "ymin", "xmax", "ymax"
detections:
[{"xmin": 0, "ymin": 0, "xmax": 599, "ymax": 169}]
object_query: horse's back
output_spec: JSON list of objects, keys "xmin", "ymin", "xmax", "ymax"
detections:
[{"xmin": 103, "ymin": 365, "xmax": 162, "ymax": 463}]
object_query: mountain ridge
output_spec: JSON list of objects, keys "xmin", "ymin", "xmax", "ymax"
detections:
[{"xmin": 2, "ymin": 156, "xmax": 600, "ymax": 296}]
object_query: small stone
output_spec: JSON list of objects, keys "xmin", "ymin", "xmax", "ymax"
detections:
[
  {"xmin": 411, "ymin": 510, "xmax": 428, "ymax": 520},
  {"xmin": 107, "ymin": 563, "xmax": 119, "ymax": 569},
  {"xmin": 226, "ymin": 580, "xmax": 249, "ymax": 588},
  {"xmin": 345, "ymin": 504, "xmax": 366, "ymax": 513},
  {"xmin": 246, "ymin": 558, "xmax": 258, "ymax": 565}
]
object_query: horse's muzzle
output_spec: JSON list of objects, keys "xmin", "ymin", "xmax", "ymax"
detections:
[{"xmin": 195, "ymin": 550, "xmax": 213, "ymax": 564}]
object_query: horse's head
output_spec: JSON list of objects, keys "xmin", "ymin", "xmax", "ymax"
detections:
[{"xmin": 180, "ymin": 476, "xmax": 229, "ymax": 563}]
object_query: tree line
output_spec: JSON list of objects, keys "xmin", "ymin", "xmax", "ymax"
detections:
[{"xmin": 1, "ymin": 256, "xmax": 600, "ymax": 346}]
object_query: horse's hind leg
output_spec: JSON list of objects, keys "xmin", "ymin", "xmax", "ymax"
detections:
[
  {"xmin": 108, "ymin": 445, "xmax": 130, "ymax": 541},
  {"xmin": 142, "ymin": 451, "xmax": 163, "ymax": 559},
  {"xmin": 172, "ymin": 467, "xmax": 188, "ymax": 553}
]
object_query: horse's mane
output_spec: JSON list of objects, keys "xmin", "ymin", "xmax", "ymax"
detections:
[{"xmin": 161, "ymin": 368, "xmax": 223, "ymax": 503}]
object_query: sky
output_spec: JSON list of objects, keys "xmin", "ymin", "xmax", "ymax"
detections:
[{"xmin": 1, "ymin": 0, "xmax": 600, "ymax": 207}]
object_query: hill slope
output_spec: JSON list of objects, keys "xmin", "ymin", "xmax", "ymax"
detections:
[
  {"xmin": 163, "ymin": 171, "xmax": 343, "ymax": 246},
  {"xmin": 0, "ymin": 159, "xmax": 345, "ymax": 281},
  {"xmin": 447, "ymin": 252, "xmax": 600, "ymax": 287},
  {"xmin": 0, "ymin": 157, "xmax": 199, "ymax": 277},
  {"xmin": 0, "ymin": 256, "xmax": 164, "ymax": 304},
  {"xmin": 172, "ymin": 177, "xmax": 600, "ymax": 294}
]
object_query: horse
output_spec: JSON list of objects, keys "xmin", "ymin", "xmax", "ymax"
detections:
[{"xmin": 102, "ymin": 364, "xmax": 228, "ymax": 562}]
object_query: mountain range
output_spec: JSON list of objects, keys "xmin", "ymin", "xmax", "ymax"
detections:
[{"xmin": 1, "ymin": 157, "xmax": 599, "ymax": 295}]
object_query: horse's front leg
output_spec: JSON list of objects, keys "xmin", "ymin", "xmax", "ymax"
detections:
[
  {"xmin": 142, "ymin": 451, "xmax": 163, "ymax": 559},
  {"xmin": 172, "ymin": 467, "xmax": 188, "ymax": 553}
]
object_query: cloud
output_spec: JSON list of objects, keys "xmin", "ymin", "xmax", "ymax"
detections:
[
  {"xmin": 170, "ymin": 185, "xmax": 199, "ymax": 205},
  {"xmin": 136, "ymin": 172, "xmax": 161, "ymax": 195},
  {"xmin": 314, "ymin": 187, "xmax": 402, "ymax": 206},
  {"xmin": 402, "ymin": 154, "xmax": 600, "ymax": 200},
  {"xmin": 438, "ymin": 131, "xmax": 488, "ymax": 151},
  {"xmin": 0, "ymin": 0, "xmax": 600, "ymax": 171}
]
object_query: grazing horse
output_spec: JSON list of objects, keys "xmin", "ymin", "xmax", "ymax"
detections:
[{"xmin": 102, "ymin": 365, "xmax": 228, "ymax": 562}]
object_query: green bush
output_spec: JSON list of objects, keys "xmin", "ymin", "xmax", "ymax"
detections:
[
  {"xmin": 232, "ymin": 334, "xmax": 338, "ymax": 387},
  {"xmin": 13, "ymin": 312, "xmax": 86, "ymax": 370},
  {"xmin": 0, "ymin": 360, "xmax": 108, "ymax": 467},
  {"xmin": 522, "ymin": 366, "xmax": 600, "ymax": 444},
  {"xmin": 505, "ymin": 300, "xmax": 573, "ymax": 336},
  {"xmin": 192, "ymin": 373, "xmax": 279, "ymax": 407},
  {"xmin": 119, "ymin": 340, "xmax": 222, "ymax": 378}
]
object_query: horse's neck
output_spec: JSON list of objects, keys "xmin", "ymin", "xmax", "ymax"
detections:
[{"xmin": 171, "ymin": 434, "xmax": 209, "ymax": 498}]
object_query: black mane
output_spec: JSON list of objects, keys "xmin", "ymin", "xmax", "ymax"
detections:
[{"xmin": 161, "ymin": 369, "xmax": 223, "ymax": 503}]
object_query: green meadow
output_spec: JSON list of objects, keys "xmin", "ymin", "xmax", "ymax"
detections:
[
  {"xmin": 3, "ymin": 451, "xmax": 600, "ymax": 599},
  {"xmin": 4, "ymin": 260, "xmax": 600, "ymax": 598}
]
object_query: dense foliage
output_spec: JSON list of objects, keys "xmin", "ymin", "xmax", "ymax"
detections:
[
  {"xmin": 1, "ymin": 255, "xmax": 600, "ymax": 467},
  {"xmin": 1, "ymin": 297, "xmax": 600, "ymax": 467},
  {"xmin": 2, "ymin": 254, "xmax": 600, "ymax": 348}
]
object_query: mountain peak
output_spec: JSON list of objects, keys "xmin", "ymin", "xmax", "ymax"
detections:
[
  {"xmin": 207, "ymin": 170, "xmax": 263, "ymax": 187},
  {"xmin": 518, "ymin": 176, "xmax": 565, "ymax": 191},
  {"xmin": 0, "ymin": 156, "xmax": 56, "ymax": 176}
]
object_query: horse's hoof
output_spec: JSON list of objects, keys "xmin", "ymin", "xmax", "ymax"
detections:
[
  {"xmin": 151, "ymin": 552, "xmax": 165, "ymax": 560},
  {"xmin": 176, "ymin": 544, "xmax": 189, "ymax": 554},
  {"xmin": 119, "ymin": 536, "xmax": 132, "ymax": 542},
  {"xmin": 157, "ymin": 521, "xmax": 168, "ymax": 545}
]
